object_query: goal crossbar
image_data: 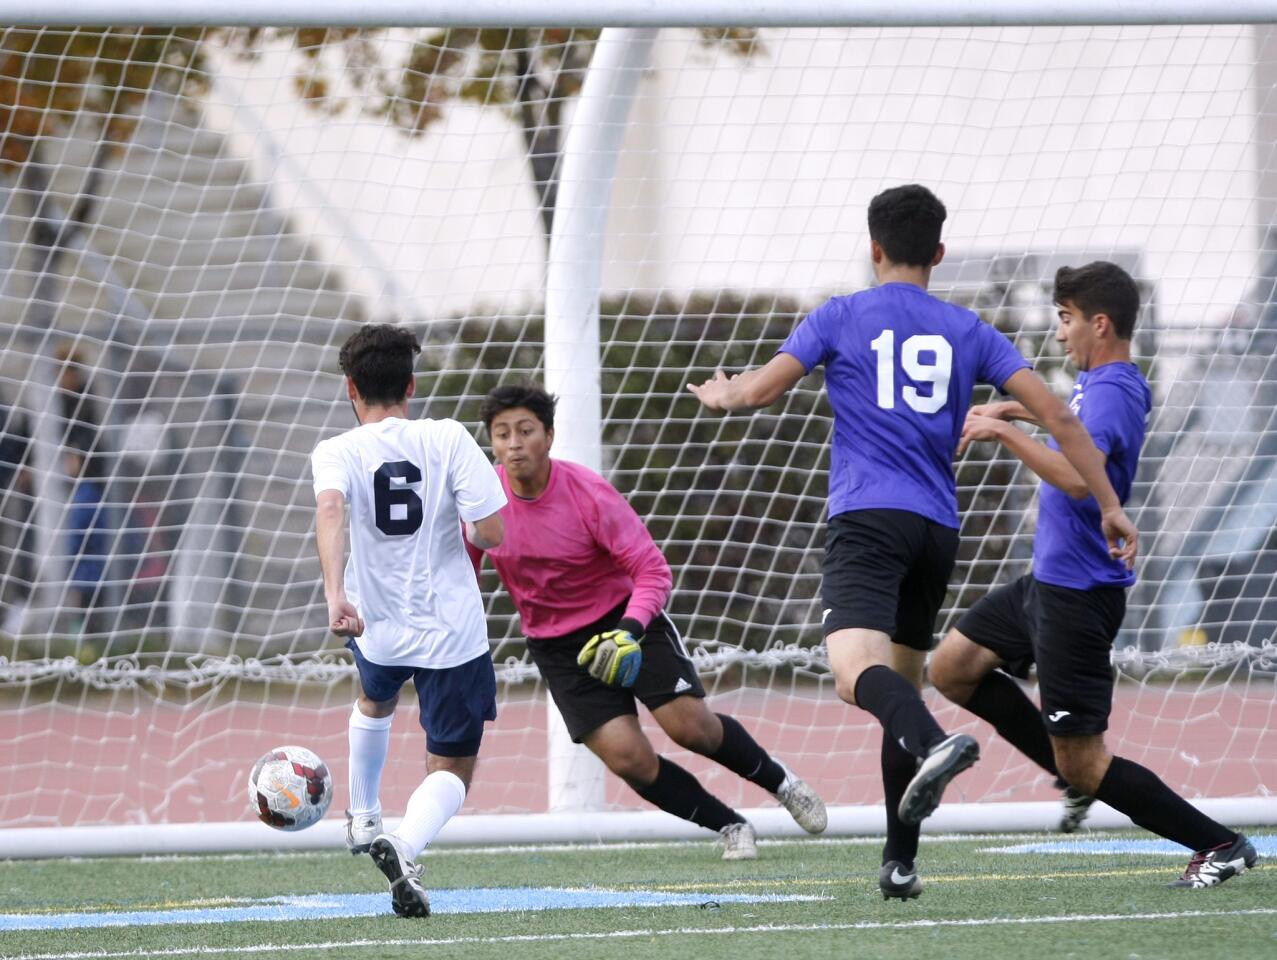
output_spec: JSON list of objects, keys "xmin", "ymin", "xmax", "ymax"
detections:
[{"xmin": 3, "ymin": 1, "xmax": 1277, "ymax": 28}]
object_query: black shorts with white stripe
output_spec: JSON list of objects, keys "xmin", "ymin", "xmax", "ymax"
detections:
[
  {"xmin": 953, "ymin": 574, "xmax": 1125, "ymax": 736},
  {"xmin": 526, "ymin": 598, "xmax": 705, "ymax": 743}
]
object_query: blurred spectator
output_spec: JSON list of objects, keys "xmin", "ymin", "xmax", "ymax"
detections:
[
  {"xmin": 63, "ymin": 429, "xmax": 111, "ymax": 642},
  {"xmin": 119, "ymin": 413, "xmax": 172, "ymax": 632},
  {"xmin": 121, "ymin": 477, "xmax": 171, "ymax": 622},
  {"xmin": 0, "ymin": 397, "xmax": 33, "ymax": 632},
  {"xmin": 55, "ymin": 344, "xmax": 101, "ymax": 442}
]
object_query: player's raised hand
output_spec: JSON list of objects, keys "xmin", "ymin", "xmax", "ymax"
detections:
[
  {"xmin": 328, "ymin": 597, "xmax": 364, "ymax": 638},
  {"xmin": 957, "ymin": 413, "xmax": 1005, "ymax": 456},
  {"xmin": 1102, "ymin": 506, "xmax": 1139, "ymax": 569},
  {"xmin": 687, "ymin": 370, "xmax": 733, "ymax": 410},
  {"xmin": 577, "ymin": 629, "xmax": 642, "ymax": 687}
]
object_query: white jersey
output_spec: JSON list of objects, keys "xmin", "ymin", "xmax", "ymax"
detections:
[{"xmin": 311, "ymin": 416, "xmax": 506, "ymax": 669}]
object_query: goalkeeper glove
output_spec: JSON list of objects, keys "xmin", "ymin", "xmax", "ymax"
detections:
[{"xmin": 577, "ymin": 622, "xmax": 643, "ymax": 688}]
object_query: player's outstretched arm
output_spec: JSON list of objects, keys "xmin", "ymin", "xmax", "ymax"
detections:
[
  {"xmin": 959, "ymin": 413, "xmax": 1089, "ymax": 498},
  {"xmin": 466, "ymin": 510, "xmax": 504, "ymax": 551},
  {"xmin": 315, "ymin": 489, "xmax": 364, "ymax": 637},
  {"xmin": 688, "ymin": 353, "xmax": 806, "ymax": 412},
  {"xmin": 968, "ymin": 399, "xmax": 1038, "ymax": 425},
  {"xmin": 1001, "ymin": 369, "xmax": 1138, "ymax": 566}
]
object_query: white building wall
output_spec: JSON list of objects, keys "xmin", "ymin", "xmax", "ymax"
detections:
[
  {"xmin": 206, "ymin": 26, "xmax": 1261, "ymax": 330},
  {"xmin": 607, "ymin": 26, "xmax": 1259, "ymax": 331}
]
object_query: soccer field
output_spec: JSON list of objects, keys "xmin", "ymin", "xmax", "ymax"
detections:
[{"xmin": 1, "ymin": 831, "xmax": 1272, "ymax": 960}]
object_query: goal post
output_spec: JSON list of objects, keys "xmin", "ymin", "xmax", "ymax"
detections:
[
  {"xmin": 1, "ymin": 5, "xmax": 1276, "ymax": 857},
  {"xmin": 542, "ymin": 26, "xmax": 663, "ymax": 812}
]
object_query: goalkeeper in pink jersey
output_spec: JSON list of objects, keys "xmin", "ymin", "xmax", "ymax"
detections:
[{"xmin": 469, "ymin": 383, "xmax": 826, "ymax": 859}]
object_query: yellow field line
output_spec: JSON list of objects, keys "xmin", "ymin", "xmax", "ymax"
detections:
[
  {"xmin": 640, "ymin": 865, "xmax": 1175, "ymax": 891},
  {"xmin": 3, "ymin": 897, "xmax": 256, "ymax": 916}
]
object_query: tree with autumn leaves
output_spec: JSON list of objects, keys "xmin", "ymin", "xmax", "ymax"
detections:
[{"xmin": 0, "ymin": 26, "xmax": 756, "ymax": 245}]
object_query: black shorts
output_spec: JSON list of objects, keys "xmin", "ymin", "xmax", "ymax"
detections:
[
  {"xmin": 822, "ymin": 509, "xmax": 960, "ymax": 651},
  {"xmin": 527, "ymin": 601, "xmax": 705, "ymax": 743},
  {"xmin": 954, "ymin": 574, "xmax": 1126, "ymax": 736}
]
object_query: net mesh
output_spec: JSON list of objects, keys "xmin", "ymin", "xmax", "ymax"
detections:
[{"xmin": 0, "ymin": 24, "xmax": 1274, "ymax": 830}]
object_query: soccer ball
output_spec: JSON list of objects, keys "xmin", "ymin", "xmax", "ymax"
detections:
[{"xmin": 248, "ymin": 745, "xmax": 333, "ymax": 831}]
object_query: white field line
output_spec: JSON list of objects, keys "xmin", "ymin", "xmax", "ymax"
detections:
[
  {"xmin": 9, "ymin": 908, "xmax": 1277, "ymax": 960},
  {"xmin": 107, "ymin": 832, "xmax": 1075, "ymax": 864}
]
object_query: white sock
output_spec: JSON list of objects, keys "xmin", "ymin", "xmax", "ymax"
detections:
[
  {"xmin": 348, "ymin": 706, "xmax": 393, "ymax": 817},
  {"xmin": 395, "ymin": 770, "xmax": 467, "ymax": 859}
]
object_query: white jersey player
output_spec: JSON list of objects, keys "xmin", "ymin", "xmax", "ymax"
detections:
[{"xmin": 311, "ymin": 324, "xmax": 505, "ymax": 918}]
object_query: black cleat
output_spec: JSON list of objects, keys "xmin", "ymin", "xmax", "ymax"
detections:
[
  {"xmin": 1058, "ymin": 787, "xmax": 1095, "ymax": 834},
  {"xmin": 898, "ymin": 733, "xmax": 979, "ymax": 826},
  {"xmin": 1169, "ymin": 834, "xmax": 1259, "ymax": 889},
  {"xmin": 369, "ymin": 834, "xmax": 431, "ymax": 917},
  {"xmin": 879, "ymin": 860, "xmax": 922, "ymax": 901}
]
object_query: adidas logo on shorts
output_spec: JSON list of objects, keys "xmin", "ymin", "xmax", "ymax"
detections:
[{"xmin": 674, "ymin": 678, "xmax": 692, "ymax": 693}]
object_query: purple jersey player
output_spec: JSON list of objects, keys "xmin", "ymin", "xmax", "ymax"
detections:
[
  {"xmin": 689, "ymin": 184, "xmax": 1138, "ymax": 900},
  {"xmin": 932, "ymin": 261, "xmax": 1256, "ymax": 890}
]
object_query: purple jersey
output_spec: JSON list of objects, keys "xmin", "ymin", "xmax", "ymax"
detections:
[
  {"xmin": 781, "ymin": 283, "xmax": 1029, "ymax": 527},
  {"xmin": 1034, "ymin": 362, "xmax": 1150, "ymax": 590}
]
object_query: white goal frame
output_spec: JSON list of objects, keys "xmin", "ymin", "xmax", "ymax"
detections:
[{"xmin": 0, "ymin": 2, "xmax": 1274, "ymax": 858}]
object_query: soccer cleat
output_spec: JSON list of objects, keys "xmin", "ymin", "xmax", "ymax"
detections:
[
  {"xmin": 718, "ymin": 821, "xmax": 759, "ymax": 861},
  {"xmin": 1057, "ymin": 787, "xmax": 1095, "ymax": 834},
  {"xmin": 1169, "ymin": 834, "xmax": 1259, "ymax": 889},
  {"xmin": 879, "ymin": 860, "xmax": 923, "ymax": 901},
  {"xmin": 898, "ymin": 733, "xmax": 980, "ymax": 826},
  {"xmin": 345, "ymin": 809, "xmax": 383, "ymax": 854},
  {"xmin": 775, "ymin": 763, "xmax": 828, "ymax": 834},
  {"xmin": 369, "ymin": 834, "xmax": 431, "ymax": 917}
]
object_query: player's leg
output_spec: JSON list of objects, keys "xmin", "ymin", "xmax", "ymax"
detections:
[
  {"xmin": 641, "ymin": 613, "xmax": 827, "ymax": 834},
  {"xmin": 931, "ymin": 578, "xmax": 1064, "ymax": 785},
  {"xmin": 1050, "ymin": 733, "xmax": 1254, "ymax": 887},
  {"xmin": 651, "ymin": 696, "xmax": 827, "ymax": 834},
  {"xmin": 875, "ymin": 643, "xmax": 926, "ymax": 900},
  {"xmin": 929, "ymin": 629, "xmax": 1008, "ymax": 705},
  {"xmin": 529, "ymin": 629, "xmax": 755, "ymax": 858},
  {"xmin": 344, "ymin": 639, "xmax": 408, "ymax": 854},
  {"xmin": 370, "ymin": 651, "xmax": 496, "ymax": 917},
  {"xmin": 388, "ymin": 751, "xmax": 475, "ymax": 860},
  {"xmin": 822, "ymin": 512, "xmax": 950, "ymax": 763},
  {"xmin": 1034, "ymin": 581, "xmax": 1252, "ymax": 887},
  {"xmin": 583, "ymin": 713, "xmax": 757, "ymax": 859},
  {"xmin": 836, "ymin": 515, "xmax": 976, "ymax": 829},
  {"xmin": 368, "ymin": 751, "xmax": 474, "ymax": 919}
]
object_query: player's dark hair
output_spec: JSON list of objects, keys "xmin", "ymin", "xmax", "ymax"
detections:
[
  {"xmin": 1053, "ymin": 261, "xmax": 1140, "ymax": 340},
  {"xmin": 480, "ymin": 383, "xmax": 557, "ymax": 433},
  {"xmin": 867, "ymin": 184, "xmax": 947, "ymax": 267},
  {"xmin": 338, "ymin": 324, "xmax": 421, "ymax": 406}
]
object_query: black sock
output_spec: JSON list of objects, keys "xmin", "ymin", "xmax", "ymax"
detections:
[
  {"xmin": 708, "ymin": 714, "xmax": 786, "ymax": 793},
  {"xmin": 1095, "ymin": 756, "xmax": 1236, "ymax": 851},
  {"xmin": 963, "ymin": 670, "xmax": 1060, "ymax": 778},
  {"xmin": 854, "ymin": 664, "xmax": 946, "ymax": 758},
  {"xmin": 881, "ymin": 731, "xmax": 920, "ymax": 868},
  {"xmin": 633, "ymin": 756, "xmax": 743, "ymax": 833}
]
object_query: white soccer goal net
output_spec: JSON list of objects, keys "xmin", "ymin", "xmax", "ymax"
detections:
[{"xmin": 1, "ymin": 6, "xmax": 1275, "ymax": 855}]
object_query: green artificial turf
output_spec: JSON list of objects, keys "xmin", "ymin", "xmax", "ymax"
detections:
[{"xmin": 1, "ymin": 831, "xmax": 1273, "ymax": 960}]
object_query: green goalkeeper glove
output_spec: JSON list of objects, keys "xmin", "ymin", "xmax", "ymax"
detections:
[{"xmin": 577, "ymin": 628, "xmax": 643, "ymax": 688}]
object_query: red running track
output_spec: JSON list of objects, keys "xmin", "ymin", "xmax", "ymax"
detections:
[{"xmin": 3, "ymin": 685, "xmax": 1273, "ymax": 829}]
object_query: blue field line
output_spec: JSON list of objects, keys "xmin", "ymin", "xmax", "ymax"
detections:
[
  {"xmin": 986, "ymin": 834, "xmax": 1277, "ymax": 857},
  {"xmin": 0, "ymin": 887, "xmax": 825, "ymax": 932}
]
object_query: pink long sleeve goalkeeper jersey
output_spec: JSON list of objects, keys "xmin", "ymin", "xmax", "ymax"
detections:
[{"xmin": 469, "ymin": 458, "xmax": 672, "ymax": 640}]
